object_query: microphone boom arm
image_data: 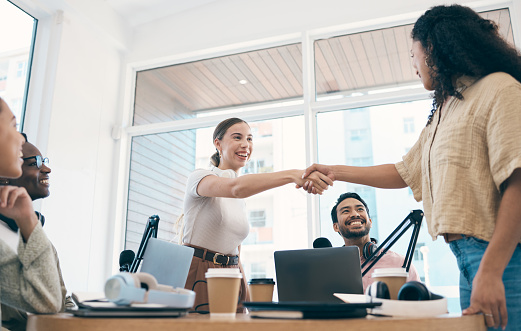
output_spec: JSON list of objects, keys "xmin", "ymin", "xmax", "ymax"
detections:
[
  {"xmin": 129, "ymin": 215, "xmax": 160, "ymax": 273},
  {"xmin": 361, "ymin": 209, "xmax": 423, "ymax": 277}
]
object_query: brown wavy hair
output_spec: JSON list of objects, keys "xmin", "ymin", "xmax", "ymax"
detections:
[{"xmin": 412, "ymin": 5, "xmax": 521, "ymax": 124}]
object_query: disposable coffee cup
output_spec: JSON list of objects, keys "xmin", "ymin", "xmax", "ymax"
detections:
[
  {"xmin": 372, "ymin": 268, "xmax": 408, "ymax": 300},
  {"xmin": 205, "ymin": 268, "xmax": 242, "ymax": 318},
  {"xmin": 248, "ymin": 278, "xmax": 275, "ymax": 302}
]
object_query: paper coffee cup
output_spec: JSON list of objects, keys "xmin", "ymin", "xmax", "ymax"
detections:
[
  {"xmin": 205, "ymin": 268, "xmax": 242, "ymax": 318},
  {"xmin": 248, "ymin": 278, "xmax": 275, "ymax": 302},
  {"xmin": 372, "ymin": 268, "xmax": 408, "ymax": 300}
]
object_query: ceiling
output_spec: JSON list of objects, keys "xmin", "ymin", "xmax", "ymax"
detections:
[{"xmin": 105, "ymin": 0, "xmax": 221, "ymax": 27}]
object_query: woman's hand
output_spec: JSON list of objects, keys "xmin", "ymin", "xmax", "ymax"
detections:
[
  {"xmin": 0, "ymin": 185, "xmax": 38, "ymax": 241},
  {"xmin": 296, "ymin": 164, "xmax": 335, "ymax": 194},
  {"xmin": 295, "ymin": 170, "xmax": 333, "ymax": 195},
  {"xmin": 463, "ymin": 270, "xmax": 507, "ymax": 329}
]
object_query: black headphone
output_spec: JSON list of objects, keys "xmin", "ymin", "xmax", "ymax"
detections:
[
  {"xmin": 367, "ymin": 281, "xmax": 443, "ymax": 301},
  {"xmin": 362, "ymin": 238, "xmax": 378, "ymax": 260}
]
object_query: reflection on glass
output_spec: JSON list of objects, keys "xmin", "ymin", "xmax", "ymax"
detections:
[
  {"xmin": 317, "ymin": 99, "xmax": 462, "ymax": 313},
  {"xmin": 0, "ymin": 1, "xmax": 37, "ymax": 130},
  {"xmin": 133, "ymin": 44, "xmax": 303, "ymax": 125},
  {"xmin": 313, "ymin": 8, "xmax": 513, "ymax": 102}
]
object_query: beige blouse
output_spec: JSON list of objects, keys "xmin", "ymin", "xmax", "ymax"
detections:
[{"xmin": 395, "ymin": 72, "xmax": 521, "ymax": 242}]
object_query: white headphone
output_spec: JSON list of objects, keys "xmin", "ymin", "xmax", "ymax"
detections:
[{"xmin": 104, "ymin": 272, "xmax": 195, "ymax": 308}]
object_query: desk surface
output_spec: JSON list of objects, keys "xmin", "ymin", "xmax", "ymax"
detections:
[{"xmin": 27, "ymin": 312, "xmax": 486, "ymax": 331}]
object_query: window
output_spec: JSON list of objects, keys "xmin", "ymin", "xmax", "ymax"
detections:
[
  {"xmin": 313, "ymin": 8, "xmax": 514, "ymax": 101},
  {"xmin": 414, "ymin": 243, "xmax": 426, "ymax": 261},
  {"xmin": 133, "ymin": 43, "xmax": 303, "ymax": 126},
  {"xmin": 0, "ymin": 1, "xmax": 38, "ymax": 130},
  {"xmin": 350, "ymin": 129, "xmax": 368, "ymax": 141},
  {"xmin": 249, "ymin": 210, "xmax": 267, "ymax": 228},
  {"xmin": 16, "ymin": 61, "xmax": 27, "ymax": 78},
  {"xmin": 403, "ymin": 117, "xmax": 415, "ymax": 133}
]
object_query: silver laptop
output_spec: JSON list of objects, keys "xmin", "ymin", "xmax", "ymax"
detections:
[
  {"xmin": 274, "ymin": 246, "xmax": 363, "ymax": 302},
  {"xmin": 139, "ymin": 238, "xmax": 194, "ymax": 288}
]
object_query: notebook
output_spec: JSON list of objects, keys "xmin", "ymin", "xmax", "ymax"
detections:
[
  {"xmin": 139, "ymin": 238, "xmax": 194, "ymax": 288},
  {"xmin": 274, "ymin": 246, "xmax": 363, "ymax": 303},
  {"xmin": 243, "ymin": 301, "xmax": 381, "ymax": 319}
]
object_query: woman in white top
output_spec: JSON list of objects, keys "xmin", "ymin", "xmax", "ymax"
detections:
[{"xmin": 183, "ymin": 117, "xmax": 331, "ymax": 311}]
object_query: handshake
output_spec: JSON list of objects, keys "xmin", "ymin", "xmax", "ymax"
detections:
[{"xmin": 296, "ymin": 163, "xmax": 336, "ymax": 195}]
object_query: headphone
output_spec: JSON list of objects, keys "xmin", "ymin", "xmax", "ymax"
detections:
[
  {"xmin": 366, "ymin": 280, "xmax": 443, "ymax": 301},
  {"xmin": 362, "ymin": 238, "xmax": 378, "ymax": 260},
  {"xmin": 104, "ymin": 272, "xmax": 196, "ymax": 308}
]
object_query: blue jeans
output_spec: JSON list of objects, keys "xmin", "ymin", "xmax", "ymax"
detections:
[{"xmin": 449, "ymin": 236, "xmax": 521, "ymax": 331}]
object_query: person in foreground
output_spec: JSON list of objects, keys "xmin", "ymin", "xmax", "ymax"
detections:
[
  {"xmin": 183, "ymin": 117, "xmax": 331, "ymax": 311},
  {"xmin": 0, "ymin": 98, "xmax": 62, "ymax": 328},
  {"xmin": 0, "ymin": 137, "xmax": 72, "ymax": 331},
  {"xmin": 303, "ymin": 5, "xmax": 521, "ymax": 330},
  {"xmin": 331, "ymin": 192, "xmax": 420, "ymax": 291}
]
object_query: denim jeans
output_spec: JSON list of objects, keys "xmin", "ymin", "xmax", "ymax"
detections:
[{"xmin": 449, "ymin": 236, "xmax": 521, "ymax": 331}]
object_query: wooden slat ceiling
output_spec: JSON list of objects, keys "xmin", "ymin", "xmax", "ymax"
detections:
[{"xmin": 134, "ymin": 8, "xmax": 514, "ymax": 124}]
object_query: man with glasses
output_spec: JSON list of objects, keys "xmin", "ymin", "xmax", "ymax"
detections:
[{"xmin": 0, "ymin": 134, "xmax": 72, "ymax": 331}]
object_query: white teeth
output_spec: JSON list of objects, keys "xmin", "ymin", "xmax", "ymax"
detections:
[
  {"xmin": 40, "ymin": 180, "xmax": 49, "ymax": 184},
  {"xmin": 349, "ymin": 221, "xmax": 362, "ymax": 226}
]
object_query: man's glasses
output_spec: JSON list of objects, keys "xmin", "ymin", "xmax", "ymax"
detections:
[{"xmin": 23, "ymin": 155, "xmax": 49, "ymax": 169}]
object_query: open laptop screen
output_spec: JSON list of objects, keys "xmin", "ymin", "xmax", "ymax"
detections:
[
  {"xmin": 274, "ymin": 246, "xmax": 363, "ymax": 302},
  {"xmin": 140, "ymin": 238, "xmax": 194, "ymax": 288}
]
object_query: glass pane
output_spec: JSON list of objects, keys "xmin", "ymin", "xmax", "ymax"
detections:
[
  {"xmin": 133, "ymin": 44, "xmax": 303, "ymax": 125},
  {"xmin": 316, "ymin": 99, "xmax": 462, "ymax": 313},
  {"xmin": 126, "ymin": 130, "xmax": 196, "ymax": 251},
  {"xmin": 126, "ymin": 116, "xmax": 307, "ymax": 284},
  {"xmin": 0, "ymin": 0, "xmax": 37, "ymax": 130},
  {"xmin": 314, "ymin": 8, "xmax": 514, "ymax": 101}
]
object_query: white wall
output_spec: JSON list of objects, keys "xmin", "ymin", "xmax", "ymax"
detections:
[
  {"xmin": 9, "ymin": 0, "xmax": 520, "ymax": 293},
  {"xmin": 12, "ymin": 0, "xmax": 129, "ymax": 292},
  {"xmin": 128, "ymin": 0, "xmax": 491, "ymax": 65}
]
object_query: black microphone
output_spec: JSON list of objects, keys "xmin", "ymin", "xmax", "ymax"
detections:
[
  {"xmin": 119, "ymin": 250, "xmax": 135, "ymax": 272},
  {"xmin": 313, "ymin": 237, "xmax": 332, "ymax": 248}
]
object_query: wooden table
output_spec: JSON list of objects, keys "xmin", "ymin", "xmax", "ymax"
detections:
[{"xmin": 27, "ymin": 312, "xmax": 486, "ymax": 331}]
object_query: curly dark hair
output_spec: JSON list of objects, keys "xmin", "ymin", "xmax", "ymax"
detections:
[{"xmin": 412, "ymin": 5, "xmax": 521, "ymax": 125}]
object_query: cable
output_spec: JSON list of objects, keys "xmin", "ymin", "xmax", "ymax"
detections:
[{"xmin": 190, "ymin": 279, "xmax": 209, "ymax": 314}]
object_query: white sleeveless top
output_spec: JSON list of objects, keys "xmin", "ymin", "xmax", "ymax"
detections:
[{"xmin": 183, "ymin": 166, "xmax": 250, "ymax": 255}]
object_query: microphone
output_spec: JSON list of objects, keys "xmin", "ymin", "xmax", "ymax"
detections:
[
  {"xmin": 313, "ymin": 237, "xmax": 332, "ymax": 248},
  {"xmin": 119, "ymin": 250, "xmax": 135, "ymax": 272}
]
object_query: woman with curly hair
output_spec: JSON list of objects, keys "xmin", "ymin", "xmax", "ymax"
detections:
[{"xmin": 303, "ymin": 5, "xmax": 521, "ymax": 330}]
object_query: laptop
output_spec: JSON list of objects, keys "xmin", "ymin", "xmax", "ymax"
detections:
[
  {"xmin": 139, "ymin": 238, "xmax": 194, "ymax": 288},
  {"xmin": 274, "ymin": 246, "xmax": 363, "ymax": 303}
]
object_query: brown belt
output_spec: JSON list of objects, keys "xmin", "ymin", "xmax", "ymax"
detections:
[
  {"xmin": 184, "ymin": 244, "xmax": 239, "ymax": 266},
  {"xmin": 443, "ymin": 233, "xmax": 464, "ymax": 243}
]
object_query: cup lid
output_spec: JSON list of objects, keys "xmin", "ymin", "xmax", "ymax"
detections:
[
  {"xmin": 248, "ymin": 278, "xmax": 275, "ymax": 285},
  {"xmin": 373, "ymin": 267, "xmax": 408, "ymax": 277},
  {"xmin": 205, "ymin": 268, "xmax": 242, "ymax": 278}
]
